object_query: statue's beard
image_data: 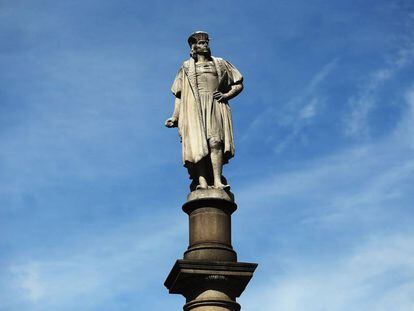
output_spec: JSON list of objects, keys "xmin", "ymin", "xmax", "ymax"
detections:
[
  {"xmin": 197, "ymin": 47, "xmax": 211, "ymax": 55},
  {"xmin": 191, "ymin": 47, "xmax": 211, "ymax": 59}
]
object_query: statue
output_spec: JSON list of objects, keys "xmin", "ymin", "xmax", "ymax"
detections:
[{"xmin": 165, "ymin": 31, "xmax": 244, "ymax": 191}]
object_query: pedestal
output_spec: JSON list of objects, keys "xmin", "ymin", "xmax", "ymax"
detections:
[
  {"xmin": 165, "ymin": 189, "xmax": 257, "ymax": 310},
  {"xmin": 165, "ymin": 260, "xmax": 257, "ymax": 311}
]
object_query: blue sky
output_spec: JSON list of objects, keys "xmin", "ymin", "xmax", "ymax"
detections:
[{"xmin": 1, "ymin": 0, "xmax": 414, "ymax": 310}]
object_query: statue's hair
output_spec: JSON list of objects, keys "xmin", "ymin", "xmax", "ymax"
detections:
[{"xmin": 190, "ymin": 44, "xmax": 196, "ymax": 59}]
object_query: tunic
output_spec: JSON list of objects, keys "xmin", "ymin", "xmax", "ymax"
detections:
[
  {"xmin": 196, "ymin": 61, "xmax": 222, "ymax": 142},
  {"xmin": 171, "ymin": 56, "xmax": 243, "ymax": 168}
]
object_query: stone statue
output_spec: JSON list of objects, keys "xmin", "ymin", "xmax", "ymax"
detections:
[{"xmin": 165, "ymin": 31, "xmax": 243, "ymax": 191}]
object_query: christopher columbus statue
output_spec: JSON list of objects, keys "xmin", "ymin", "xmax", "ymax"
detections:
[{"xmin": 165, "ymin": 31, "xmax": 243, "ymax": 191}]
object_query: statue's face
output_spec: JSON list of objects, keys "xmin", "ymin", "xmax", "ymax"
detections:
[{"xmin": 193, "ymin": 39, "xmax": 211, "ymax": 55}]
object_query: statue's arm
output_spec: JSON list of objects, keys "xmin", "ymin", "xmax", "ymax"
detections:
[
  {"xmin": 213, "ymin": 82, "xmax": 243, "ymax": 102},
  {"xmin": 224, "ymin": 83, "xmax": 243, "ymax": 101},
  {"xmin": 165, "ymin": 96, "xmax": 180, "ymax": 128},
  {"xmin": 172, "ymin": 97, "xmax": 180, "ymax": 122},
  {"xmin": 166, "ymin": 67, "xmax": 183, "ymax": 128},
  {"xmin": 213, "ymin": 58, "xmax": 243, "ymax": 102}
]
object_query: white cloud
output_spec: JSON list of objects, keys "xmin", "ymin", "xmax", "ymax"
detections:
[
  {"xmin": 395, "ymin": 85, "xmax": 414, "ymax": 149},
  {"xmin": 344, "ymin": 69, "xmax": 392, "ymax": 139},
  {"xmin": 299, "ymin": 98, "xmax": 318, "ymax": 120},
  {"xmin": 277, "ymin": 59, "xmax": 337, "ymax": 127},
  {"xmin": 242, "ymin": 234, "xmax": 414, "ymax": 311},
  {"xmin": 270, "ymin": 59, "xmax": 337, "ymax": 153},
  {"xmin": 239, "ymin": 82, "xmax": 414, "ymax": 221},
  {"xmin": 344, "ymin": 44, "xmax": 414, "ymax": 139},
  {"xmin": 241, "ymin": 58, "xmax": 337, "ymax": 147},
  {"xmin": 17, "ymin": 265, "xmax": 45, "ymax": 302},
  {"xmin": 2, "ymin": 213, "xmax": 185, "ymax": 311},
  {"xmin": 235, "ymin": 84, "xmax": 414, "ymax": 310}
]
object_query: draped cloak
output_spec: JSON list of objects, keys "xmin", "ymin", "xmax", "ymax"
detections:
[{"xmin": 171, "ymin": 56, "xmax": 243, "ymax": 170}]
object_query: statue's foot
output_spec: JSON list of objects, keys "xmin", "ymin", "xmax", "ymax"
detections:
[
  {"xmin": 213, "ymin": 183, "xmax": 231, "ymax": 191},
  {"xmin": 196, "ymin": 184, "xmax": 208, "ymax": 190}
]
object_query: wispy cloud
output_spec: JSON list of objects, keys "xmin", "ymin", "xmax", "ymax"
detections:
[
  {"xmin": 1, "ymin": 213, "xmax": 185, "ymax": 311},
  {"xmin": 395, "ymin": 84, "xmax": 414, "ymax": 149},
  {"xmin": 238, "ymin": 83, "xmax": 414, "ymax": 222},
  {"xmin": 242, "ymin": 233, "xmax": 414, "ymax": 311},
  {"xmin": 344, "ymin": 43, "xmax": 414, "ymax": 139},
  {"xmin": 1, "ymin": 2, "xmax": 413, "ymax": 311},
  {"xmin": 234, "ymin": 84, "xmax": 414, "ymax": 310},
  {"xmin": 275, "ymin": 59, "xmax": 336, "ymax": 151},
  {"xmin": 241, "ymin": 58, "xmax": 337, "ymax": 152},
  {"xmin": 273, "ymin": 95, "xmax": 325, "ymax": 154}
]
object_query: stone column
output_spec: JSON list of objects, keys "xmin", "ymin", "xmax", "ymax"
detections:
[{"xmin": 165, "ymin": 189, "xmax": 257, "ymax": 310}]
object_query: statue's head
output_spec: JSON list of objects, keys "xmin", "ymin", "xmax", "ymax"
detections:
[{"xmin": 188, "ymin": 31, "xmax": 211, "ymax": 59}]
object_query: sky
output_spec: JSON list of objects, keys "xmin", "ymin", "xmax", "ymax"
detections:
[{"xmin": 1, "ymin": 0, "xmax": 414, "ymax": 310}]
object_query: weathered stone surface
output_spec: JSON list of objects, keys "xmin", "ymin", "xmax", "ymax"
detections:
[
  {"xmin": 165, "ymin": 260, "xmax": 257, "ymax": 311},
  {"xmin": 187, "ymin": 189, "xmax": 234, "ymax": 204},
  {"xmin": 183, "ymin": 189, "xmax": 237, "ymax": 262},
  {"xmin": 183, "ymin": 189, "xmax": 236, "ymax": 215},
  {"xmin": 164, "ymin": 32, "xmax": 256, "ymax": 311},
  {"xmin": 165, "ymin": 31, "xmax": 244, "ymax": 191},
  {"xmin": 164, "ymin": 189, "xmax": 257, "ymax": 310}
]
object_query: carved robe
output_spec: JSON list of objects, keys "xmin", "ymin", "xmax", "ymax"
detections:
[{"xmin": 171, "ymin": 56, "xmax": 243, "ymax": 169}]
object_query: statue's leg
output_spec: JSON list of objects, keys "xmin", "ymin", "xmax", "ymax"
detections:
[
  {"xmin": 197, "ymin": 159, "xmax": 209, "ymax": 190},
  {"xmin": 209, "ymin": 138, "xmax": 229, "ymax": 189}
]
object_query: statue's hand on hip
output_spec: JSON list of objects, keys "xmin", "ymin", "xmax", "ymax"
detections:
[
  {"xmin": 165, "ymin": 117, "xmax": 178, "ymax": 128},
  {"xmin": 213, "ymin": 91, "xmax": 227, "ymax": 102}
]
